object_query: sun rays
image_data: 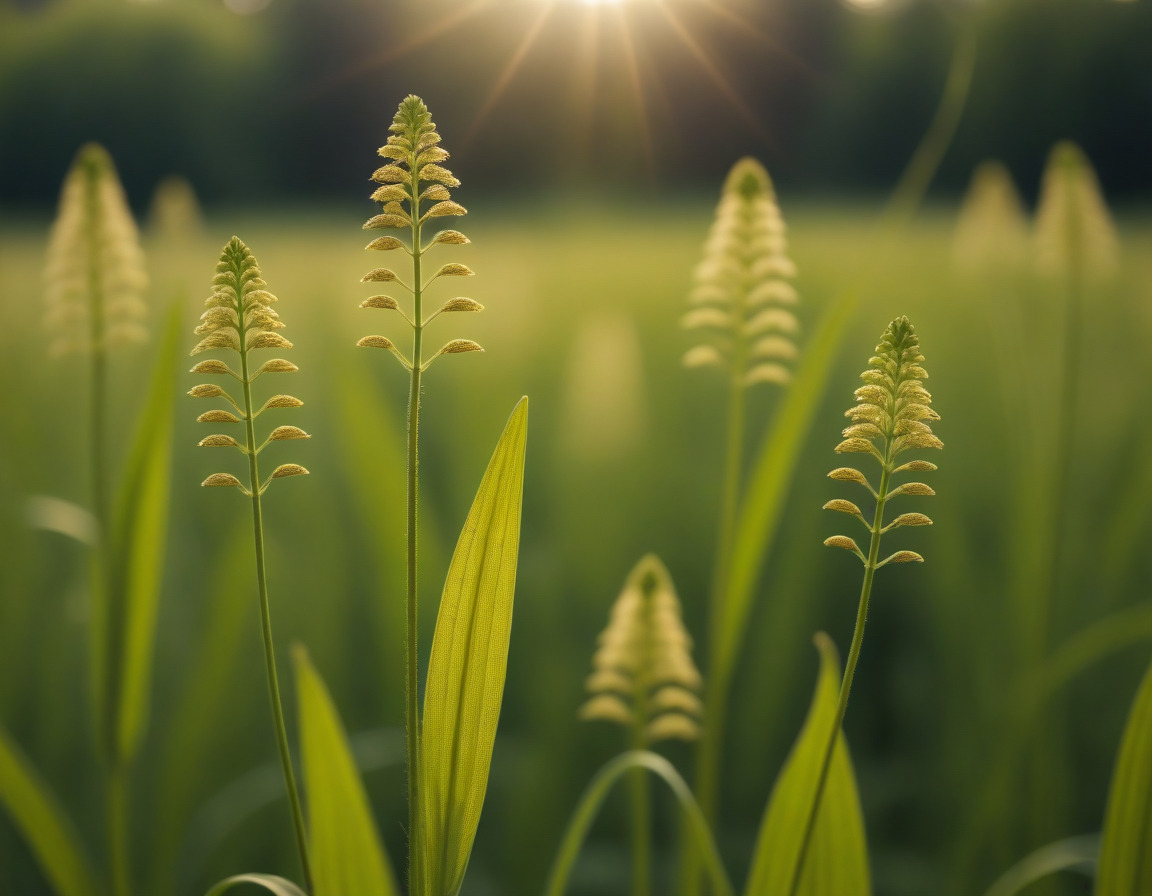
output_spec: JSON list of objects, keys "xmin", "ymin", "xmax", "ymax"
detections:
[{"xmin": 306, "ymin": 0, "xmax": 797, "ymax": 176}]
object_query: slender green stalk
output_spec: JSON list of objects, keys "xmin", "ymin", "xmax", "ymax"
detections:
[
  {"xmin": 108, "ymin": 765, "xmax": 130, "ymax": 896},
  {"xmin": 544, "ymin": 752, "xmax": 732, "ymax": 896},
  {"xmin": 405, "ymin": 166, "xmax": 425, "ymax": 896},
  {"xmin": 629, "ymin": 631, "xmax": 653, "ymax": 896},
  {"xmin": 786, "ymin": 462, "xmax": 890, "ymax": 896},
  {"xmin": 238, "ymin": 296, "xmax": 313, "ymax": 895}
]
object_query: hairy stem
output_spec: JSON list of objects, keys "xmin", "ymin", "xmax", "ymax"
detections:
[
  {"xmin": 239, "ymin": 291, "xmax": 312, "ymax": 894},
  {"xmin": 406, "ymin": 175, "xmax": 425, "ymax": 896}
]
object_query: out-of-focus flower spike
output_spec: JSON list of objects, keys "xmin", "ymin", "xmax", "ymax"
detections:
[
  {"xmin": 43, "ymin": 143, "xmax": 149, "ymax": 358},
  {"xmin": 1035, "ymin": 141, "xmax": 1119, "ymax": 279},
  {"xmin": 579, "ymin": 555, "xmax": 704, "ymax": 745},
  {"xmin": 953, "ymin": 160, "xmax": 1031, "ymax": 272}
]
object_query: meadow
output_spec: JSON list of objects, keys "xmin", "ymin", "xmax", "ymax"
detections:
[{"xmin": 2, "ymin": 149, "xmax": 1152, "ymax": 896}]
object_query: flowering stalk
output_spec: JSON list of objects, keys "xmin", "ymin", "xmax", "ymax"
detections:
[
  {"xmin": 190, "ymin": 237, "xmax": 312, "ymax": 892},
  {"xmin": 788, "ymin": 316, "xmax": 942, "ymax": 896},
  {"xmin": 356, "ymin": 94, "xmax": 482, "ymax": 892}
]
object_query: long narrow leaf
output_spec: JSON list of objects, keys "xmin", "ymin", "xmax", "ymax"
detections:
[
  {"xmin": 984, "ymin": 834, "xmax": 1098, "ymax": 896},
  {"xmin": 420, "ymin": 397, "xmax": 529, "ymax": 896},
  {"xmin": 745, "ymin": 633, "xmax": 870, "ymax": 896},
  {"xmin": 1096, "ymin": 655, "xmax": 1152, "ymax": 896},
  {"xmin": 0, "ymin": 724, "xmax": 101, "ymax": 896},
  {"xmin": 293, "ymin": 645, "xmax": 399, "ymax": 896},
  {"xmin": 713, "ymin": 293, "xmax": 855, "ymax": 692},
  {"xmin": 101, "ymin": 305, "xmax": 182, "ymax": 764}
]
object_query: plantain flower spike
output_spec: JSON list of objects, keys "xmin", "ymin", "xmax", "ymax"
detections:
[
  {"xmin": 358, "ymin": 94, "xmax": 483, "ymax": 371},
  {"xmin": 953, "ymin": 160, "xmax": 1030, "ymax": 272},
  {"xmin": 824, "ymin": 316, "xmax": 941, "ymax": 568},
  {"xmin": 580, "ymin": 554, "xmax": 704, "ymax": 745},
  {"xmin": 1034, "ymin": 141, "xmax": 1118, "ymax": 279},
  {"xmin": 190, "ymin": 237, "xmax": 310, "ymax": 494},
  {"xmin": 44, "ymin": 143, "xmax": 149, "ymax": 358},
  {"xmin": 682, "ymin": 157, "xmax": 799, "ymax": 388}
]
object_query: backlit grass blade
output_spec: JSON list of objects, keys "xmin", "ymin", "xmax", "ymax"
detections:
[
  {"xmin": 293, "ymin": 645, "xmax": 399, "ymax": 896},
  {"xmin": 0, "ymin": 725, "xmax": 101, "ymax": 896},
  {"xmin": 744, "ymin": 633, "xmax": 870, "ymax": 896},
  {"xmin": 1096, "ymin": 655, "xmax": 1152, "ymax": 896},
  {"xmin": 420, "ymin": 396, "xmax": 529, "ymax": 896},
  {"xmin": 204, "ymin": 874, "xmax": 308, "ymax": 896},
  {"xmin": 107, "ymin": 305, "xmax": 182, "ymax": 763},
  {"xmin": 983, "ymin": 835, "xmax": 1098, "ymax": 896},
  {"xmin": 712, "ymin": 292, "xmax": 855, "ymax": 695}
]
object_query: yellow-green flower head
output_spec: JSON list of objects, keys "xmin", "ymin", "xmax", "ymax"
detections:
[
  {"xmin": 682, "ymin": 157, "xmax": 799, "ymax": 388},
  {"xmin": 953, "ymin": 160, "xmax": 1030, "ymax": 272},
  {"xmin": 189, "ymin": 237, "xmax": 308, "ymax": 495},
  {"xmin": 580, "ymin": 554, "xmax": 703, "ymax": 744},
  {"xmin": 824, "ymin": 317, "xmax": 941, "ymax": 567},
  {"xmin": 43, "ymin": 143, "xmax": 149, "ymax": 358},
  {"xmin": 1035, "ymin": 141, "xmax": 1118, "ymax": 279},
  {"xmin": 357, "ymin": 95, "xmax": 484, "ymax": 371}
]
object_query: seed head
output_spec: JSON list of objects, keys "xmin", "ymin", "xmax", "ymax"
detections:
[
  {"xmin": 683, "ymin": 157, "xmax": 799, "ymax": 388},
  {"xmin": 579, "ymin": 555, "xmax": 704, "ymax": 745},
  {"xmin": 826, "ymin": 317, "xmax": 941, "ymax": 566},
  {"xmin": 44, "ymin": 144, "xmax": 149, "ymax": 358},
  {"xmin": 1035, "ymin": 141, "xmax": 1118, "ymax": 279},
  {"xmin": 953, "ymin": 160, "xmax": 1030, "ymax": 272}
]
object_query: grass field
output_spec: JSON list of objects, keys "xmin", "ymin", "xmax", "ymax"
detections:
[{"xmin": 2, "ymin": 196, "xmax": 1152, "ymax": 896}]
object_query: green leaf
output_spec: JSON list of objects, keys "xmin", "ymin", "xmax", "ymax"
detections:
[
  {"xmin": 94, "ymin": 305, "xmax": 182, "ymax": 765},
  {"xmin": 984, "ymin": 834, "xmax": 1098, "ymax": 896},
  {"xmin": 204, "ymin": 874, "xmax": 308, "ymax": 896},
  {"xmin": 1096, "ymin": 655, "xmax": 1152, "ymax": 896},
  {"xmin": 420, "ymin": 396, "xmax": 529, "ymax": 896},
  {"xmin": 0, "ymin": 724, "xmax": 101, "ymax": 896},
  {"xmin": 713, "ymin": 292, "xmax": 855, "ymax": 697},
  {"xmin": 293, "ymin": 645, "xmax": 399, "ymax": 896},
  {"xmin": 744, "ymin": 633, "xmax": 870, "ymax": 896}
]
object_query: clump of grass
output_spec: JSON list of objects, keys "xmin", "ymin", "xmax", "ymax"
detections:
[
  {"xmin": 581, "ymin": 554, "xmax": 703, "ymax": 896},
  {"xmin": 189, "ymin": 236, "xmax": 312, "ymax": 891},
  {"xmin": 790, "ymin": 315, "xmax": 942, "ymax": 896}
]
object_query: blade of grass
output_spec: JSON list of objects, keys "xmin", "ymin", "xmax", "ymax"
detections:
[
  {"xmin": 204, "ymin": 874, "xmax": 308, "ymax": 896},
  {"xmin": 1096, "ymin": 655, "xmax": 1152, "ymax": 896},
  {"xmin": 0, "ymin": 724, "xmax": 101, "ymax": 896},
  {"xmin": 543, "ymin": 750, "xmax": 733, "ymax": 896},
  {"xmin": 109, "ymin": 304, "xmax": 182, "ymax": 763},
  {"xmin": 744, "ymin": 633, "xmax": 870, "ymax": 896},
  {"xmin": 293, "ymin": 645, "xmax": 399, "ymax": 896},
  {"xmin": 420, "ymin": 397, "xmax": 529, "ymax": 896},
  {"xmin": 983, "ymin": 835, "xmax": 1098, "ymax": 896}
]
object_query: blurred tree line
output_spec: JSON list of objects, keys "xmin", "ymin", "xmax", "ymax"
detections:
[{"xmin": 0, "ymin": 0, "xmax": 1149, "ymax": 209}]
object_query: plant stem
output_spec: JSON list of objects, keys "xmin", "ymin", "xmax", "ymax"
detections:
[
  {"xmin": 108, "ymin": 764, "xmax": 130, "ymax": 896},
  {"xmin": 630, "ymin": 627, "xmax": 653, "ymax": 896},
  {"xmin": 406, "ymin": 176, "xmax": 425, "ymax": 896},
  {"xmin": 785, "ymin": 451, "xmax": 893, "ymax": 896},
  {"xmin": 239, "ymin": 297, "xmax": 312, "ymax": 894}
]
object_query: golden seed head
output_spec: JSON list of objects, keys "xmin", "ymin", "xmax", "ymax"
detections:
[
  {"xmin": 256, "ymin": 358, "xmax": 298, "ymax": 375},
  {"xmin": 357, "ymin": 334, "xmax": 396, "ymax": 350},
  {"xmin": 684, "ymin": 156, "xmax": 799, "ymax": 388},
  {"xmin": 1035, "ymin": 141, "xmax": 1119, "ymax": 279},
  {"xmin": 580, "ymin": 555, "xmax": 703, "ymax": 744},
  {"xmin": 953, "ymin": 160, "xmax": 1030, "ymax": 272},
  {"xmin": 268, "ymin": 426, "xmax": 310, "ymax": 441},
  {"xmin": 198, "ymin": 434, "xmax": 240, "ymax": 448},
  {"xmin": 260, "ymin": 394, "xmax": 303, "ymax": 411},
  {"xmin": 188, "ymin": 384, "xmax": 225, "ymax": 399},
  {"xmin": 437, "ymin": 339, "xmax": 483, "ymax": 355},
  {"xmin": 438, "ymin": 298, "xmax": 484, "ymax": 313},
  {"xmin": 361, "ymin": 295, "xmax": 400, "ymax": 310},
  {"xmin": 44, "ymin": 143, "xmax": 149, "ymax": 358},
  {"xmin": 190, "ymin": 359, "xmax": 236, "ymax": 376}
]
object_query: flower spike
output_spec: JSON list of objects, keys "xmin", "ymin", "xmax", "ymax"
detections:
[
  {"xmin": 580, "ymin": 555, "xmax": 704, "ymax": 746},
  {"xmin": 683, "ymin": 157, "xmax": 799, "ymax": 388},
  {"xmin": 824, "ymin": 316, "xmax": 941, "ymax": 567}
]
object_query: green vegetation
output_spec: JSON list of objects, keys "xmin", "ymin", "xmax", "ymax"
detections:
[{"xmin": 1, "ymin": 110, "xmax": 1152, "ymax": 896}]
